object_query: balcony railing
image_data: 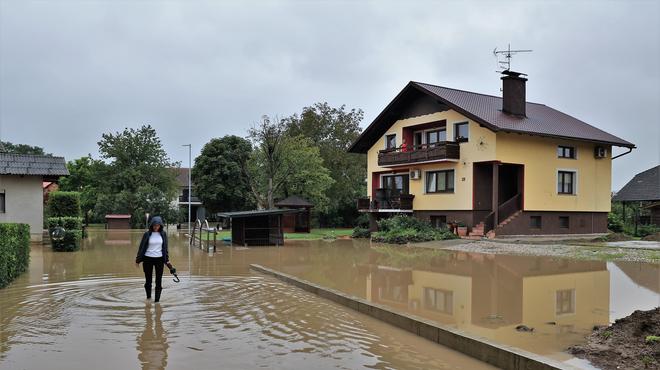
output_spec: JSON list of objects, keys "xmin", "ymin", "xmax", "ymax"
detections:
[
  {"xmin": 378, "ymin": 142, "xmax": 460, "ymax": 167},
  {"xmin": 179, "ymin": 195, "xmax": 202, "ymax": 203},
  {"xmin": 357, "ymin": 194, "xmax": 415, "ymax": 212}
]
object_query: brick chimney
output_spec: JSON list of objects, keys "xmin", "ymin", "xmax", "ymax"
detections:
[{"xmin": 501, "ymin": 70, "xmax": 527, "ymax": 117}]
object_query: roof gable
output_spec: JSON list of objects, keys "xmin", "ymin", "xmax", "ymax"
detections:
[
  {"xmin": 348, "ymin": 81, "xmax": 635, "ymax": 153},
  {"xmin": 612, "ymin": 165, "xmax": 660, "ymax": 202},
  {"xmin": 0, "ymin": 153, "xmax": 69, "ymax": 178}
]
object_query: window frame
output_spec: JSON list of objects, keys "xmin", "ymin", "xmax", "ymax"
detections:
[
  {"xmin": 385, "ymin": 134, "xmax": 397, "ymax": 150},
  {"xmin": 557, "ymin": 145, "xmax": 577, "ymax": 159},
  {"xmin": 530, "ymin": 215, "xmax": 542, "ymax": 229},
  {"xmin": 423, "ymin": 287, "xmax": 454, "ymax": 314},
  {"xmin": 556, "ymin": 289, "xmax": 576, "ymax": 316},
  {"xmin": 454, "ymin": 122, "xmax": 469, "ymax": 143},
  {"xmin": 0, "ymin": 190, "xmax": 5, "ymax": 213},
  {"xmin": 559, "ymin": 216, "xmax": 570, "ymax": 229},
  {"xmin": 557, "ymin": 169, "xmax": 578, "ymax": 195},
  {"xmin": 425, "ymin": 169, "xmax": 455, "ymax": 194},
  {"xmin": 380, "ymin": 173, "xmax": 410, "ymax": 195}
]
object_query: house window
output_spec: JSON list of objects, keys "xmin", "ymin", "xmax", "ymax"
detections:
[
  {"xmin": 557, "ymin": 146, "xmax": 576, "ymax": 159},
  {"xmin": 430, "ymin": 215, "xmax": 447, "ymax": 229},
  {"xmin": 556, "ymin": 289, "xmax": 575, "ymax": 315},
  {"xmin": 557, "ymin": 170, "xmax": 576, "ymax": 194},
  {"xmin": 559, "ymin": 216, "xmax": 570, "ymax": 229},
  {"xmin": 382, "ymin": 174, "xmax": 409, "ymax": 195},
  {"xmin": 454, "ymin": 122, "xmax": 469, "ymax": 142},
  {"xmin": 0, "ymin": 191, "xmax": 5, "ymax": 213},
  {"xmin": 426, "ymin": 170, "xmax": 454, "ymax": 193},
  {"xmin": 386, "ymin": 134, "xmax": 397, "ymax": 149},
  {"xmin": 424, "ymin": 287, "xmax": 453, "ymax": 314},
  {"xmin": 426, "ymin": 129, "xmax": 446, "ymax": 147},
  {"xmin": 413, "ymin": 132, "xmax": 423, "ymax": 148},
  {"xmin": 530, "ymin": 216, "xmax": 542, "ymax": 229}
]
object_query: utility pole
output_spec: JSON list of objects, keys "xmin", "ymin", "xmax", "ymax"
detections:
[{"xmin": 182, "ymin": 143, "xmax": 192, "ymax": 279}]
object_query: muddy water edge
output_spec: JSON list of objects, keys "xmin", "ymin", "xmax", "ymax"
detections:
[{"xmin": 0, "ymin": 230, "xmax": 494, "ymax": 370}]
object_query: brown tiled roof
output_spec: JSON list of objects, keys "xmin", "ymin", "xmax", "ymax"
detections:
[
  {"xmin": 170, "ymin": 167, "xmax": 191, "ymax": 187},
  {"xmin": 0, "ymin": 153, "xmax": 69, "ymax": 176},
  {"xmin": 612, "ymin": 165, "xmax": 660, "ymax": 202},
  {"xmin": 349, "ymin": 81, "xmax": 634, "ymax": 153}
]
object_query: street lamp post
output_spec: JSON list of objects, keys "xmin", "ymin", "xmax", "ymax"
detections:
[
  {"xmin": 182, "ymin": 144, "xmax": 192, "ymax": 280},
  {"xmin": 182, "ymin": 144, "xmax": 192, "ymax": 231}
]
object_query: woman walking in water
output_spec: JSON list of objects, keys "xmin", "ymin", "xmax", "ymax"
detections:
[{"xmin": 136, "ymin": 216, "xmax": 169, "ymax": 302}]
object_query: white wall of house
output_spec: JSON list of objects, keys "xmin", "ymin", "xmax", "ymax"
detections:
[{"xmin": 0, "ymin": 175, "xmax": 44, "ymax": 242}]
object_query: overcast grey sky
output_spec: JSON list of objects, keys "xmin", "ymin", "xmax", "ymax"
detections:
[{"xmin": 1, "ymin": 0, "xmax": 658, "ymax": 190}]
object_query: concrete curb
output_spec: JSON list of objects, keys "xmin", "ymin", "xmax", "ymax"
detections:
[{"xmin": 250, "ymin": 263, "xmax": 577, "ymax": 370}]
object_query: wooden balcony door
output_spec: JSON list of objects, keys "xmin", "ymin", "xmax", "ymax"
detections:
[{"xmin": 382, "ymin": 174, "xmax": 410, "ymax": 195}]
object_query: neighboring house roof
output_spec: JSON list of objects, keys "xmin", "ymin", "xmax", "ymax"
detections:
[
  {"xmin": 105, "ymin": 214, "xmax": 132, "ymax": 219},
  {"xmin": 0, "ymin": 153, "xmax": 69, "ymax": 178},
  {"xmin": 348, "ymin": 81, "xmax": 635, "ymax": 153},
  {"xmin": 275, "ymin": 195, "xmax": 314, "ymax": 208},
  {"xmin": 171, "ymin": 167, "xmax": 192, "ymax": 187},
  {"xmin": 612, "ymin": 165, "xmax": 660, "ymax": 202}
]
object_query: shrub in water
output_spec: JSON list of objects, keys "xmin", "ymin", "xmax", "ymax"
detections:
[
  {"xmin": 0, "ymin": 223, "xmax": 30, "ymax": 288},
  {"xmin": 48, "ymin": 217, "xmax": 84, "ymax": 252}
]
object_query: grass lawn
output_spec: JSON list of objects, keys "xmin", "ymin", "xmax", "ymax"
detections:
[{"xmin": 196, "ymin": 228, "xmax": 353, "ymax": 241}]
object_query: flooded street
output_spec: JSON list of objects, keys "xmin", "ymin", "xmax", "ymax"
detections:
[
  {"xmin": 1, "ymin": 230, "xmax": 658, "ymax": 369},
  {"xmin": 1, "ymin": 230, "xmax": 493, "ymax": 370}
]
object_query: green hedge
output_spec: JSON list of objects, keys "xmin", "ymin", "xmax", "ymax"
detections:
[
  {"xmin": 48, "ymin": 191, "xmax": 81, "ymax": 217},
  {"xmin": 0, "ymin": 223, "xmax": 30, "ymax": 288},
  {"xmin": 48, "ymin": 217, "xmax": 83, "ymax": 252},
  {"xmin": 371, "ymin": 215, "xmax": 459, "ymax": 244}
]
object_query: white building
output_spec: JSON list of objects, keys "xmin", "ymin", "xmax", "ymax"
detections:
[{"xmin": 0, "ymin": 153, "xmax": 69, "ymax": 242}]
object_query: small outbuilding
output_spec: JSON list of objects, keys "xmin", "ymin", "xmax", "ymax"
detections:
[
  {"xmin": 275, "ymin": 195, "xmax": 313, "ymax": 233},
  {"xmin": 612, "ymin": 165, "xmax": 660, "ymax": 226},
  {"xmin": 105, "ymin": 214, "xmax": 131, "ymax": 229},
  {"xmin": 218, "ymin": 209, "xmax": 300, "ymax": 246}
]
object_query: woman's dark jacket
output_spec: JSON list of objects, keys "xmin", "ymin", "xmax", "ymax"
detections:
[{"xmin": 135, "ymin": 230, "xmax": 169, "ymax": 263}]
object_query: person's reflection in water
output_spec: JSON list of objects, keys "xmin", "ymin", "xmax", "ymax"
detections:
[{"xmin": 137, "ymin": 302, "xmax": 168, "ymax": 370}]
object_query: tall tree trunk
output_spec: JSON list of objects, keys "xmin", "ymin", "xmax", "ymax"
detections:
[{"xmin": 267, "ymin": 178, "xmax": 274, "ymax": 209}]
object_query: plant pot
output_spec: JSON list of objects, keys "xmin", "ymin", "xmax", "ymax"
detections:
[{"xmin": 457, "ymin": 227, "xmax": 468, "ymax": 237}]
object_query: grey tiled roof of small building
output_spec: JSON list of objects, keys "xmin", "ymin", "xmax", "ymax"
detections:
[
  {"xmin": 612, "ymin": 165, "xmax": 660, "ymax": 202},
  {"xmin": 0, "ymin": 153, "xmax": 69, "ymax": 176}
]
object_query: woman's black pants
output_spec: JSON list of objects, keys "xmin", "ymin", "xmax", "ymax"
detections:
[{"xmin": 143, "ymin": 256, "xmax": 164, "ymax": 302}]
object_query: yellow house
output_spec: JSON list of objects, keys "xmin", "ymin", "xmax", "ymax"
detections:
[{"xmin": 348, "ymin": 71, "xmax": 635, "ymax": 236}]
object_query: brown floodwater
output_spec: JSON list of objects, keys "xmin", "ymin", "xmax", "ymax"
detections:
[{"xmin": 0, "ymin": 230, "xmax": 495, "ymax": 370}]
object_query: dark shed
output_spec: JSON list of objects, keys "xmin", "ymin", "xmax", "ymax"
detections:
[
  {"xmin": 105, "ymin": 214, "xmax": 131, "ymax": 229},
  {"xmin": 612, "ymin": 165, "xmax": 660, "ymax": 226},
  {"xmin": 275, "ymin": 195, "xmax": 314, "ymax": 233},
  {"xmin": 218, "ymin": 209, "xmax": 300, "ymax": 246}
]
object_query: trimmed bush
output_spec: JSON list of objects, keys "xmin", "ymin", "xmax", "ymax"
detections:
[
  {"xmin": 352, "ymin": 227, "xmax": 371, "ymax": 238},
  {"xmin": 371, "ymin": 215, "xmax": 458, "ymax": 244},
  {"xmin": 48, "ymin": 191, "xmax": 81, "ymax": 217},
  {"xmin": 48, "ymin": 217, "xmax": 84, "ymax": 252},
  {"xmin": 0, "ymin": 223, "xmax": 30, "ymax": 288}
]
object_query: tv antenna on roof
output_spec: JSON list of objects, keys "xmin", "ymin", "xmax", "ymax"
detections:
[{"xmin": 493, "ymin": 43, "xmax": 532, "ymax": 72}]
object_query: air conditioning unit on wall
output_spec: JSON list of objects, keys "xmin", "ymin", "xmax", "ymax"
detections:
[
  {"xmin": 594, "ymin": 146, "xmax": 607, "ymax": 158},
  {"xmin": 410, "ymin": 169, "xmax": 421, "ymax": 180}
]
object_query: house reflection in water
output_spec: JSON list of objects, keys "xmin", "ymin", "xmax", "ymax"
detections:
[{"xmin": 364, "ymin": 253, "xmax": 610, "ymax": 357}]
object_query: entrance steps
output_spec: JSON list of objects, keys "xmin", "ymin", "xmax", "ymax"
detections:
[{"xmin": 463, "ymin": 210, "xmax": 523, "ymax": 240}]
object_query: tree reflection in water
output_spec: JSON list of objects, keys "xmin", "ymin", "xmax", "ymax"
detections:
[{"xmin": 137, "ymin": 303, "xmax": 168, "ymax": 370}]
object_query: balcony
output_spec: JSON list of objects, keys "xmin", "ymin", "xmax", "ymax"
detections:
[
  {"xmin": 357, "ymin": 193, "xmax": 414, "ymax": 212},
  {"xmin": 179, "ymin": 195, "xmax": 202, "ymax": 204},
  {"xmin": 378, "ymin": 142, "xmax": 460, "ymax": 167}
]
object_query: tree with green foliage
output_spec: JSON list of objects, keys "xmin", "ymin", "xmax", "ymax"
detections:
[
  {"xmin": 283, "ymin": 102, "xmax": 366, "ymax": 226},
  {"xmin": 93, "ymin": 125, "xmax": 179, "ymax": 227},
  {"xmin": 0, "ymin": 141, "xmax": 50, "ymax": 155},
  {"xmin": 246, "ymin": 116, "xmax": 333, "ymax": 210},
  {"xmin": 192, "ymin": 136, "xmax": 254, "ymax": 213},
  {"xmin": 58, "ymin": 155, "xmax": 106, "ymax": 222}
]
